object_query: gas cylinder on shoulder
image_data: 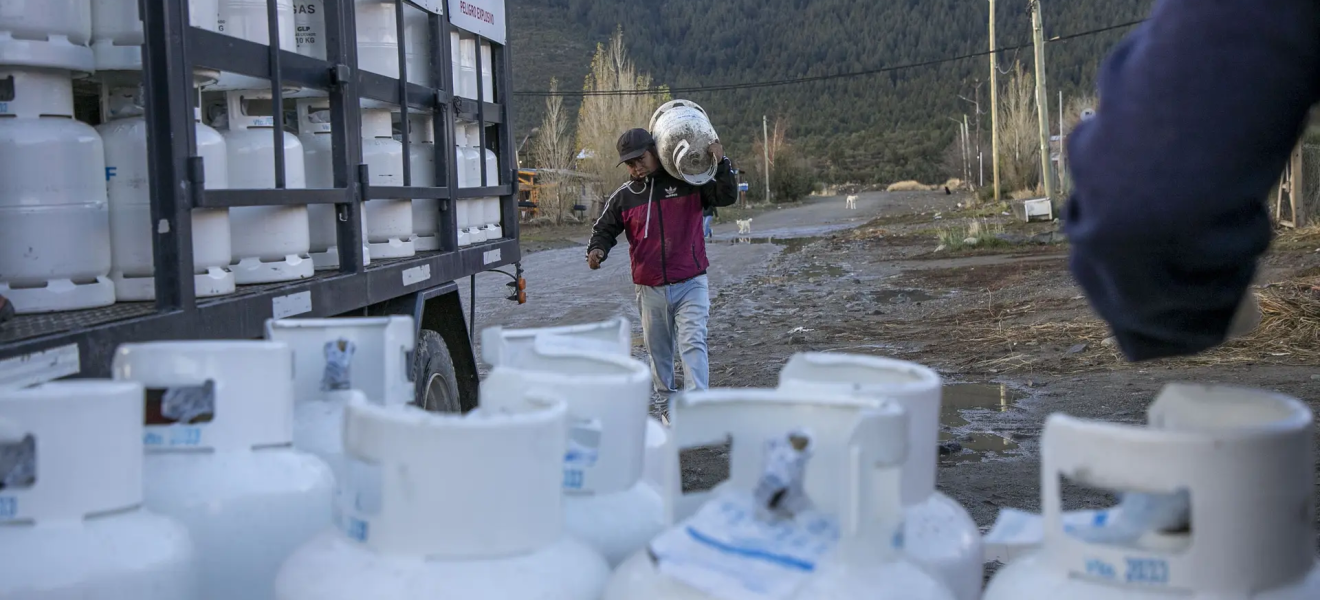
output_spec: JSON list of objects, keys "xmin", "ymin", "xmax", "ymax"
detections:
[
  {"xmin": 983, "ymin": 383, "xmax": 1320, "ymax": 600},
  {"xmin": 477, "ymin": 334, "xmax": 666, "ymax": 567},
  {"xmin": 605, "ymin": 388, "xmax": 958, "ymax": 600},
  {"xmin": 274, "ymin": 373, "xmax": 610, "ymax": 600},
  {"xmin": 777, "ymin": 352, "xmax": 983, "ymax": 600}
]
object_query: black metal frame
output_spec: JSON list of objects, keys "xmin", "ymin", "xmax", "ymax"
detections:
[{"xmin": 0, "ymin": 0, "xmax": 520, "ymax": 379}]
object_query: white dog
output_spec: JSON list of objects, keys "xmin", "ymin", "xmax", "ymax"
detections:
[
  {"xmin": 845, "ymin": 194, "xmax": 858, "ymax": 209},
  {"xmin": 736, "ymin": 218, "xmax": 753, "ymax": 235}
]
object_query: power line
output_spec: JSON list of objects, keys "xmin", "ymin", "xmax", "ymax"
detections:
[{"xmin": 512, "ymin": 18, "xmax": 1145, "ymax": 98}]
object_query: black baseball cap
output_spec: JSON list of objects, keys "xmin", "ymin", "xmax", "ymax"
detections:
[{"xmin": 616, "ymin": 128, "xmax": 655, "ymax": 166}]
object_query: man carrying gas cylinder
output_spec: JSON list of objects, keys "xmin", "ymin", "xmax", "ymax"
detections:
[{"xmin": 586, "ymin": 128, "xmax": 738, "ymax": 399}]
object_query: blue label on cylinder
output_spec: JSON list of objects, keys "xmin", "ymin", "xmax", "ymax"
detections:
[
  {"xmin": 0, "ymin": 497, "xmax": 15, "ymax": 519},
  {"xmin": 1124, "ymin": 557, "xmax": 1170, "ymax": 585},
  {"xmin": 345, "ymin": 517, "xmax": 368, "ymax": 542}
]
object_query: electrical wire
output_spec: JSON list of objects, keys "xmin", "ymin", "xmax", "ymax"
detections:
[{"xmin": 512, "ymin": 18, "xmax": 1146, "ymax": 98}]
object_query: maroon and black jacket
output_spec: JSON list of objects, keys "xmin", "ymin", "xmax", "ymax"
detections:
[{"xmin": 588, "ymin": 157, "xmax": 738, "ymax": 287}]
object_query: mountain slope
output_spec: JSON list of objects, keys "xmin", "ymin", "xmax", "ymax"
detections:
[{"xmin": 507, "ymin": 0, "xmax": 1155, "ymax": 183}]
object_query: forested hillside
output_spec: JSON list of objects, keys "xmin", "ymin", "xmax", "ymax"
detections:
[{"xmin": 507, "ymin": 0, "xmax": 1154, "ymax": 183}]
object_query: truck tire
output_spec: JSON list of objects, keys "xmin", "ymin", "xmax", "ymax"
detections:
[{"xmin": 414, "ymin": 329, "xmax": 461, "ymax": 413}]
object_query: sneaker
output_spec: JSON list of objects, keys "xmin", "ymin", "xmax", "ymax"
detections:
[{"xmin": 0, "ymin": 294, "xmax": 13, "ymax": 326}]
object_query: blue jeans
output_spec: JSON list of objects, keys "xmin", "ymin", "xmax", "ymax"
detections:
[
  {"xmin": 702, "ymin": 215, "xmax": 714, "ymax": 238},
  {"xmin": 635, "ymin": 275, "xmax": 710, "ymax": 394}
]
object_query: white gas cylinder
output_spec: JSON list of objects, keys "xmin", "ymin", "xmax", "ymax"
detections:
[
  {"xmin": 212, "ymin": 0, "xmax": 296, "ymax": 91},
  {"xmin": 0, "ymin": 68, "xmax": 115, "ymax": 314},
  {"xmin": 361, "ymin": 106, "xmax": 414, "ymax": 258},
  {"xmin": 274, "ymin": 379, "xmax": 611, "ymax": 600},
  {"xmin": 112, "ymin": 341, "xmax": 335, "ymax": 600},
  {"xmin": 402, "ymin": 112, "xmax": 440, "ymax": 250},
  {"xmin": 456, "ymin": 196, "xmax": 472, "ymax": 246},
  {"xmin": 296, "ymin": 99, "xmax": 371, "ymax": 270},
  {"xmin": 484, "ymin": 197, "xmax": 503, "ymax": 240},
  {"xmin": 293, "ymin": 0, "xmax": 415, "ymax": 83},
  {"xmin": 777, "ymin": 353, "xmax": 983, "ymax": 600},
  {"xmin": 479, "ymin": 317, "xmax": 672, "ymax": 494},
  {"xmin": 983, "ymin": 383, "xmax": 1320, "ymax": 600},
  {"xmin": 471, "ymin": 123, "xmax": 498, "ymax": 186},
  {"xmin": 92, "ymin": 0, "xmax": 218, "ymax": 71},
  {"xmin": 479, "ymin": 338, "xmax": 665, "ymax": 567},
  {"xmin": 224, "ymin": 89, "xmax": 316, "ymax": 283},
  {"xmin": 480, "ymin": 40, "xmax": 494, "ymax": 101},
  {"xmin": 648, "ymin": 99, "xmax": 721, "ymax": 186},
  {"xmin": 604, "ymin": 388, "xmax": 958, "ymax": 600},
  {"xmin": 463, "ymin": 202, "xmax": 486, "ymax": 244},
  {"xmin": 219, "ymin": 0, "xmax": 294, "ymax": 47},
  {"xmin": 0, "ymin": 0, "xmax": 93, "ymax": 71},
  {"xmin": 481, "ymin": 317, "xmax": 632, "ymax": 366},
  {"xmin": 99, "ymin": 82, "xmax": 235, "ymax": 300},
  {"xmin": 401, "ymin": 2, "xmax": 432, "ymax": 87},
  {"xmin": 455, "ymin": 121, "xmax": 479, "ymax": 188},
  {"xmin": 449, "ymin": 30, "xmax": 466, "ymax": 98},
  {"xmin": 0, "ymin": 381, "xmax": 200, "ymax": 600},
  {"xmin": 457, "ymin": 33, "xmax": 477, "ymax": 100},
  {"xmin": 264, "ymin": 315, "xmax": 416, "ymax": 476}
]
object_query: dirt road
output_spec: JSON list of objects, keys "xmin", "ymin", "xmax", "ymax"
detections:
[{"xmin": 463, "ymin": 190, "xmax": 1320, "ymax": 569}]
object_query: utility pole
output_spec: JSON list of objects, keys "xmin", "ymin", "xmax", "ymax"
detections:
[
  {"xmin": 988, "ymin": 0, "xmax": 1000, "ymax": 201},
  {"xmin": 1057, "ymin": 90, "xmax": 1066, "ymax": 194},
  {"xmin": 963, "ymin": 115, "xmax": 972, "ymax": 188},
  {"xmin": 762, "ymin": 115, "xmax": 772, "ymax": 202},
  {"xmin": 949, "ymin": 116, "xmax": 969, "ymax": 187},
  {"xmin": 973, "ymin": 82, "xmax": 983, "ymax": 187},
  {"xmin": 1030, "ymin": 0, "xmax": 1053, "ymax": 198}
]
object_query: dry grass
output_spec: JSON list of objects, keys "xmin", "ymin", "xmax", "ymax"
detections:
[
  {"xmin": 842, "ymin": 276, "xmax": 1320, "ymax": 374},
  {"xmin": 1010, "ymin": 188, "xmax": 1043, "ymax": 201},
  {"xmin": 1269, "ymin": 224, "xmax": 1320, "ymax": 253},
  {"xmin": 943, "ymin": 178, "xmax": 964, "ymax": 190},
  {"xmin": 935, "ymin": 219, "xmax": 1007, "ymax": 251},
  {"xmin": 887, "ymin": 180, "xmax": 935, "ymax": 192}
]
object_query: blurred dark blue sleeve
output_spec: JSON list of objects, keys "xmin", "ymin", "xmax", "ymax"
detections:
[{"xmin": 1063, "ymin": 0, "xmax": 1320, "ymax": 361}]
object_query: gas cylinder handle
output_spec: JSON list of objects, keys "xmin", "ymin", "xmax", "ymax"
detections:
[
  {"xmin": 1040, "ymin": 394, "xmax": 1314, "ymax": 593},
  {"xmin": 671, "ymin": 139, "xmax": 719, "ymax": 186},
  {"xmin": 672, "ymin": 139, "xmax": 691, "ymax": 172},
  {"xmin": 665, "ymin": 390, "xmax": 908, "ymax": 531},
  {"xmin": 840, "ymin": 407, "xmax": 907, "ymax": 547}
]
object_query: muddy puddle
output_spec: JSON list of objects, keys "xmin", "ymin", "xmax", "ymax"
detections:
[
  {"xmin": 725, "ymin": 236, "xmax": 823, "ymax": 254},
  {"xmin": 939, "ymin": 383, "xmax": 1023, "ymax": 463},
  {"xmin": 873, "ymin": 288, "xmax": 939, "ymax": 304},
  {"xmin": 799, "ymin": 263, "xmax": 848, "ymax": 278}
]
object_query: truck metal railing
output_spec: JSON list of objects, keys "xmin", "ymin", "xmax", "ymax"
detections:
[{"xmin": 0, "ymin": 0, "xmax": 519, "ymax": 385}]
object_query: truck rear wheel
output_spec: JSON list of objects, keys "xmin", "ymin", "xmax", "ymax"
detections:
[{"xmin": 414, "ymin": 329, "xmax": 461, "ymax": 413}]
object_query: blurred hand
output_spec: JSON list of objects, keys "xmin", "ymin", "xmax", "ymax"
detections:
[
  {"xmin": 709, "ymin": 141, "xmax": 724, "ymax": 162},
  {"xmin": 1226, "ymin": 289, "xmax": 1261, "ymax": 340},
  {"xmin": 587, "ymin": 249, "xmax": 605, "ymax": 270}
]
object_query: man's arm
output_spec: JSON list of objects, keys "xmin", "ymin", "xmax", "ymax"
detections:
[
  {"xmin": 1063, "ymin": 0, "xmax": 1320, "ymax": 361},
  {"xmin": 587, "ymin": 186, "xmax": 627, "ymax": 262},
  {"xmin": 701, "ymin": 156, "xmax": 738, "ymax": 209}
]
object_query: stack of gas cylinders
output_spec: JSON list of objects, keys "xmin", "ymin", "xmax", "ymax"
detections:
[
  {"xmin": 0, "ymin": 0, "xmax": 508, "ymax": 317},
  {"xmin": 1, "ymin": 316, "xmax": 1318, "ymax": 599}
]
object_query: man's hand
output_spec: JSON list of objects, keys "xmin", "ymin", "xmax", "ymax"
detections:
[
  {"xmin": 586, "ymin": 248, "xmax": 605, "ymax": 270},
  {"xmin": 1226, "ymin": 289, "xmax": 1261, "ymax": 340},
  {"xmin": 709, "ymin": 141, "xmax": 724, "ymax": 162}
]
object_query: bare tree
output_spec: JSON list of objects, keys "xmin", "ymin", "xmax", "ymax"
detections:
[
  {"xmin": 747, "ymin": 115, "xmax": 790, "ymax": 202},
  {"xmin": 531, "ymin": 78, "xmax": 576, "ymax": 224},
  {"xmin": 574, "ymin": 27, "xmax": 671, "ymax": 216},
  {"xmin": 996, "ymin": 62, "xmax": 1041, "ymax": 194}
]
